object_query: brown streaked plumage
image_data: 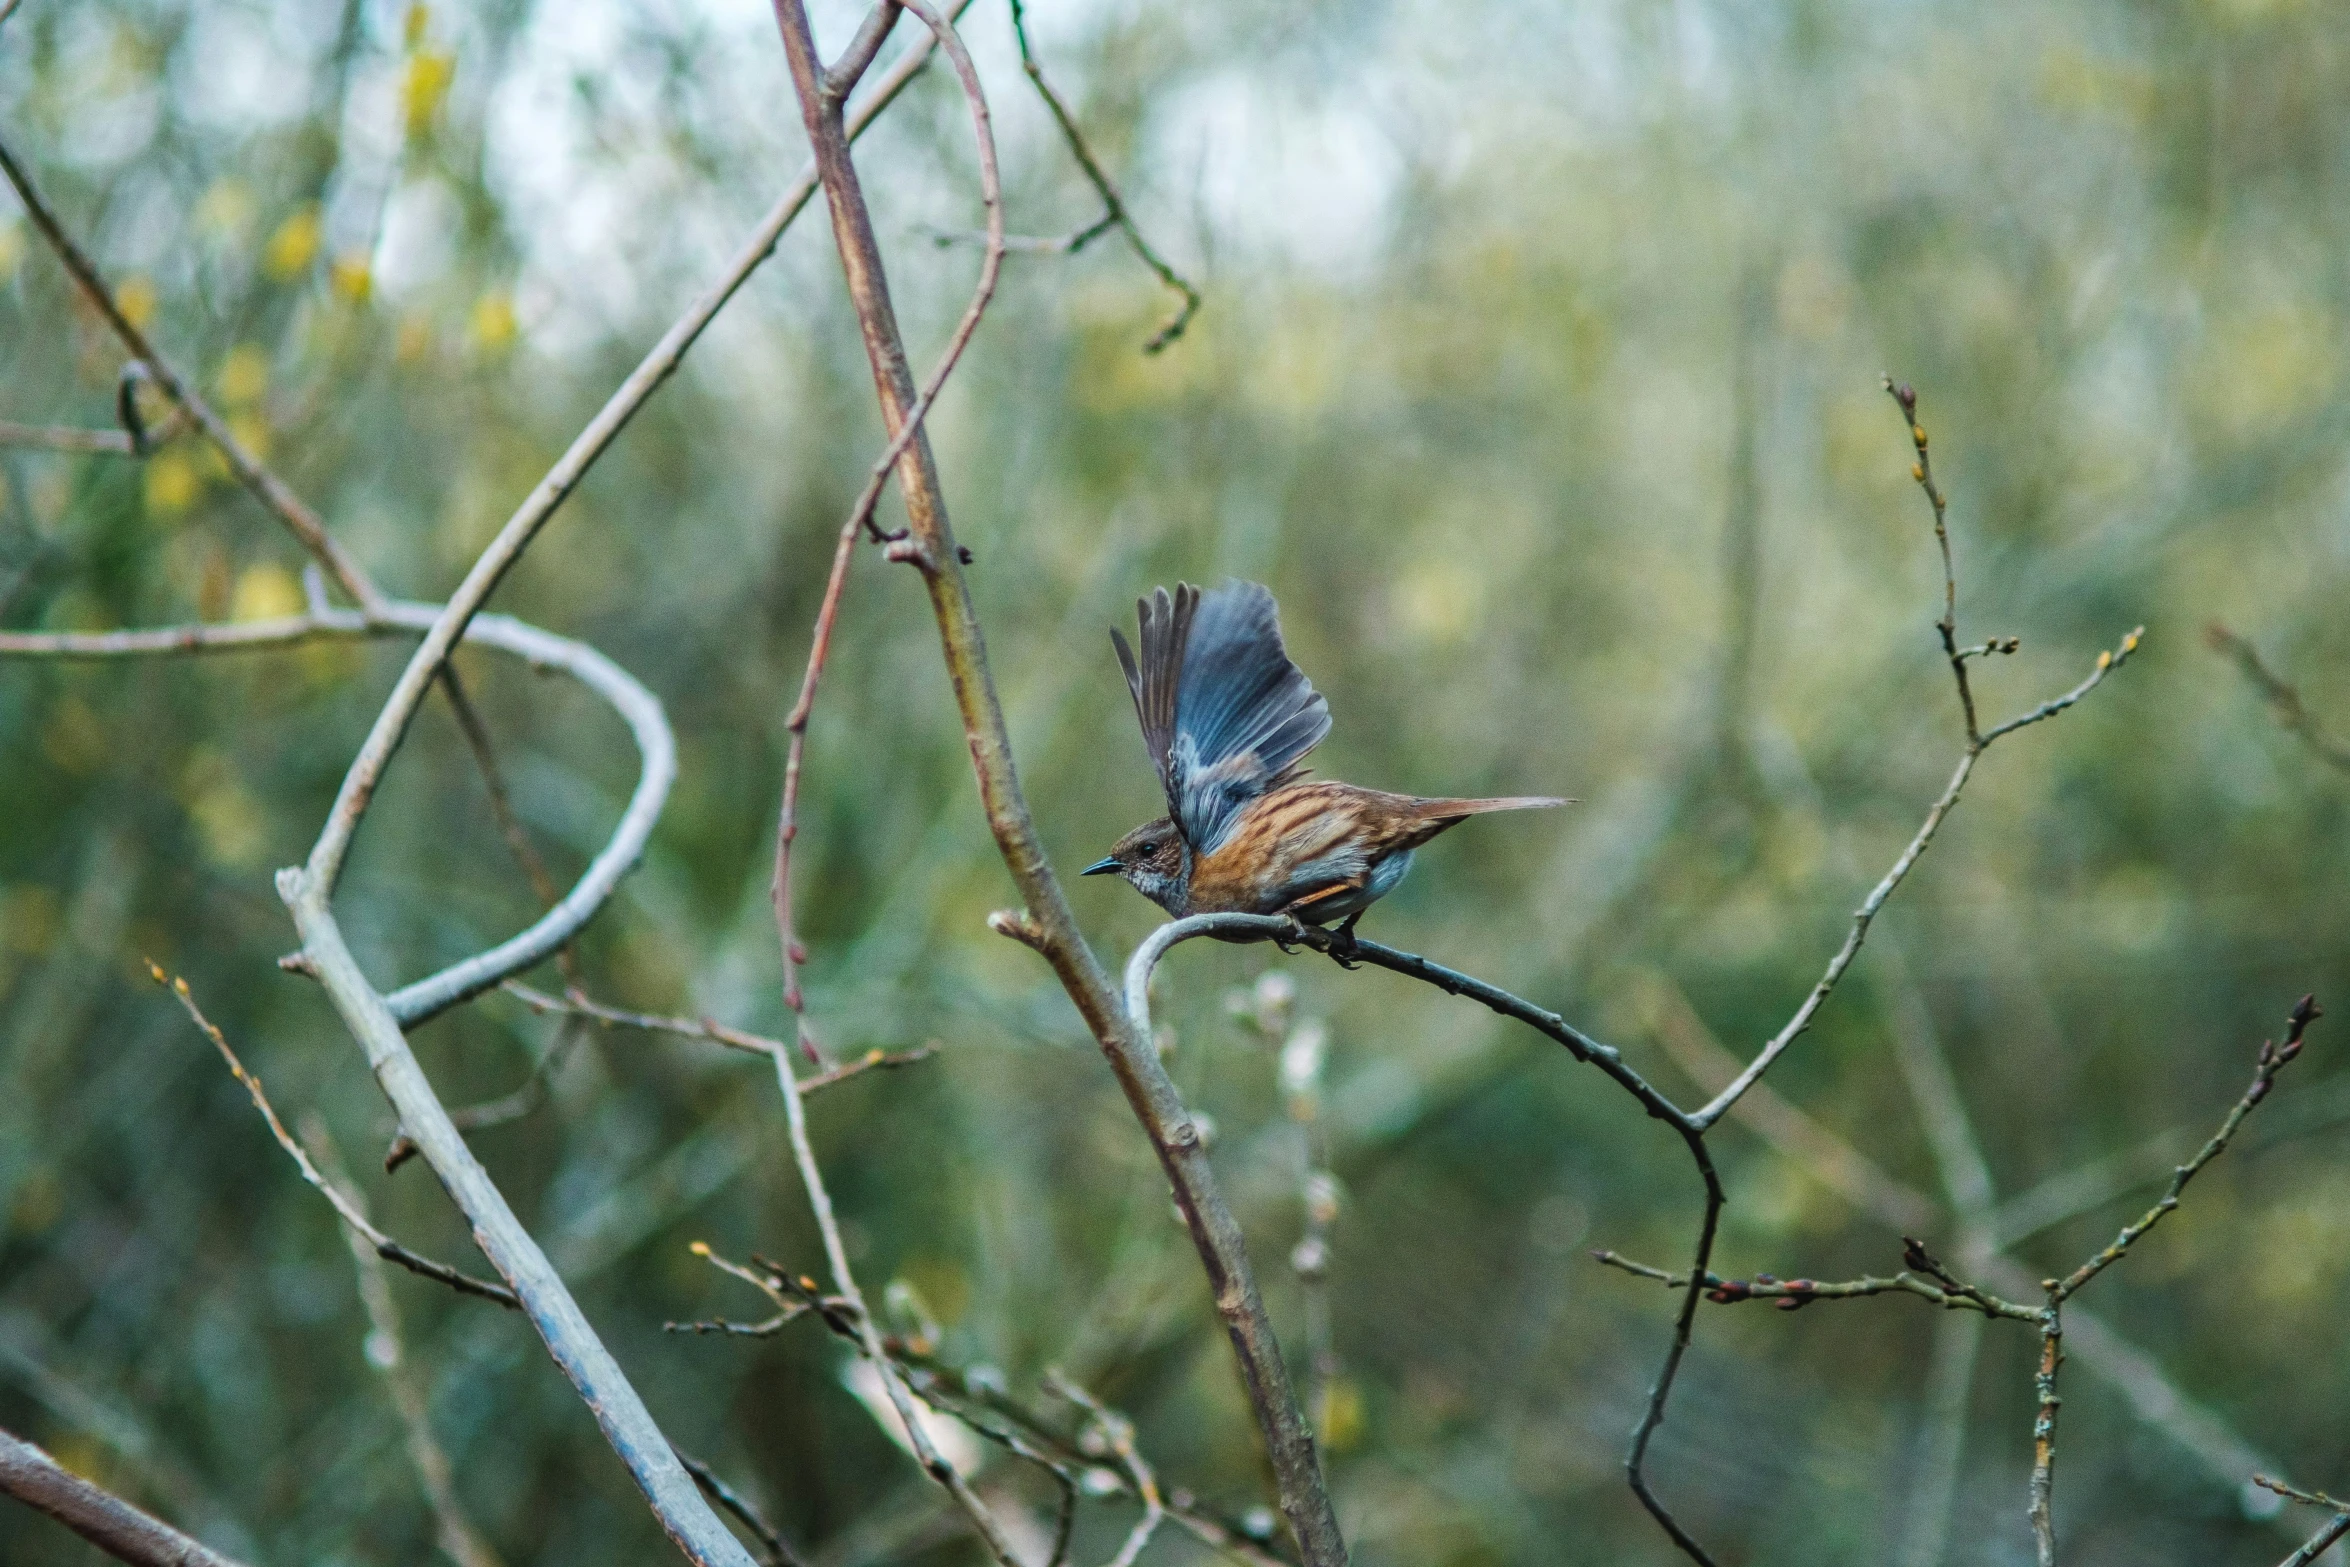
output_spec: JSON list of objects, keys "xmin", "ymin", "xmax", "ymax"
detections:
[{"xmin": 1085, "ymin": 581, "xmax": 1565, "ymax": 929}]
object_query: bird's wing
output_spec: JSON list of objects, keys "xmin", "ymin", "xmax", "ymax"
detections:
[
  {"xmin": 1169, "ymin": 581, "xmax": 1332, "ymax": 849},
  {"xmin": 1110, "ymin": 583, "xmax": 1197, "ymax": 812}
]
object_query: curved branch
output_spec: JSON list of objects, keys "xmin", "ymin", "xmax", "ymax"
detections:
[
  {"xmin": 0, "ymin": 601, "xmax": 675, "ymax": 1029},
  {"xmin": 298, "ymin": 0, "xmax": 967, "ymax": 905},
  {"xmin": 1123, "ymin": 914, "xmax": 1726, "ymax": 1564}
]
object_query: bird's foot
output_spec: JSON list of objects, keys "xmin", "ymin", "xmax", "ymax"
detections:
[
  {"xmin": 1325, "ymin": 914, "xmax": 1365, "ymax": 969},
  {"xmin": 1274, "ymin": 915, "xmax": 1309, "ymax": 954}
]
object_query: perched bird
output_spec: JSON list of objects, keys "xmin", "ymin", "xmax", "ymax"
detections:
[{"xmin": 1084, "ymin": 580, "xmax": 1563, "ymax": 933}]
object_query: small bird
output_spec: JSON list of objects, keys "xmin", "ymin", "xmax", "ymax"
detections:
[{"xmin": 1084, "ymin": 580, "xmax": 1564, "ymax": 935}]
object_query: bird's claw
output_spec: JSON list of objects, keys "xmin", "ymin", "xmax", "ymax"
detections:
[
  {"xmin": 1325, "ymin": 922, "xmax": 1364, "ymax": 969},
  {"xmin": 1274, "ymin": 916, "xmax": 1308, "ymax": 954}
]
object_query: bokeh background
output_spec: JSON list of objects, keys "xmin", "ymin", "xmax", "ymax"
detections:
[{"xmin": 6, "ymin": 0, "xmax": 2350, "ymax": 1562}]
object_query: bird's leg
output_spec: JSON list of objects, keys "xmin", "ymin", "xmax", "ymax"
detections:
[
  {"xmin": 1325, "ymin": 912, "xmax": 1365, "ymax": 969},
  {"xmin": 1274, "ymin": 915, "xmax": 1308, "ymax": 954}
]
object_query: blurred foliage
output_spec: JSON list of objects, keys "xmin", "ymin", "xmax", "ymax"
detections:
[{"xmin": 6, "ymin": 0, "xmax": 2350, "ymax": 1563}]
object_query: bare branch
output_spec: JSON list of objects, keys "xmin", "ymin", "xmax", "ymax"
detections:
[
  {"xmin": 1590, "ymin": 1248, "xmax": 2036, "ymax": 1320},
  {"xmin": 2258, "ymin": 1477, "xmax": 2350, "ymax": 1567},
  {"xmin": 676, "ymin": 1452, "xmax": 808, "ymax": 1567},
  {"xmin": 0, "ymin": 410, "xmax": 185, "ymax": 454},
  {"xmin": 1045, "ymin": 1373, "xmax": 1163, "ymax": 1567},
  {"xmin": 295, "ymin": 0, "xmax": 970, "ymax": 910},
  {"xmin": 502, "ymin": 983, "xmax": 938, "ymax": 1088},
  {"xmin": 302, "ymin": 1118, "xmax": 507, "ymax": 1567},
  {"xmin": 765, "ymin": 0, "xmax": 1342, "ymax": 1555},
  {"xmin": 1691, "ymin": 629, "xmax": 2140, "ymax": 1132},
  {"xmin": 0, "ymin": 133, "xmax": 384, "ymax": 613},
  {"xmin": 0, "ymin": 1426, "xmax": 249, "ymax": 1567},
  {"xmin": 1007, "ymin": 0, "xmax": 1202, "ymax": 351},
  {"xmin": 1124, "ymin": 912, "xmax": 1727, "ymax": 1562},
  {"xmin": 769, "ymin": 1044, "xmax": 1026, "ymax": 1564}
]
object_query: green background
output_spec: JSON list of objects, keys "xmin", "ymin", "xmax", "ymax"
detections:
[{"xmin": 4, "ymin": 0, "xmax": 2349, "ymax": 1561}]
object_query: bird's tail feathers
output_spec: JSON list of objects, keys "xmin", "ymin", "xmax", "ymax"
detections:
[{"xmin": 1409, "ymin": 794, "xmax": 1571, "ymax": 820}]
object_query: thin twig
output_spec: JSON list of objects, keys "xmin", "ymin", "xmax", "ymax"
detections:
[
  {"xmin": 1007, "ymin": 0, "xmax": 1201, "ymax": 351},
  {"xmin": 0, "ymin": 1426, "xmax": 250, "ymax": 1567},
  {"xmin": 1046, "ymin": 1373, "xmax": 1163, "ymax": 1567},
  {"xmin": 295, "ymin": 0, "xmax": 972, "ymax": 910},
  {"xmin": 2052, "ymin": 995, "xmax": 2320, "ymax": 1305},
  {"xmin": 150, "ymin": 964, "xmax": 520, "ymax": 1309},
  {"xmin": 302, "ymin": 1117, "xmax": 507, "ymax": 1567},
  {"xmin": 676, "ymin": 1451, "xmax": 808, "ymax": 1567},
  {"xmin": 0, "ymin": 410, "xmax": 185, "ymax": 454},
  {"xmin": 923, "ymin": 215, "xmax": 1116, "ymax": 254},
  {"xmin": 2208, "ymin": 623, "xmax": 2350, "ymax": 776},
  {"xmin": 1589, "ymin": 1248, "xmax": 2036, "ymax": 1320},
  {"xmin": 2259, "ymin": 1476, "xmax": 2350, "ymax": 1567},
  {"xmin": 13, "ymin": 13, "xmax": 966, "ymax": 1566},
  {"xmin": 1691, "ymin": 385, "xmax": 2145, "ymax": 1133},
  {"xmin": 0, "ymin": 134, "xmax": 383, "ymax": 613},
  {"xmin": 501, "ymin": 982, "xmax": 938, "ymax": 1086},
  {"xmin": 770, "ymin": 1043, "xmax": 1026, "ymax": 1564}
]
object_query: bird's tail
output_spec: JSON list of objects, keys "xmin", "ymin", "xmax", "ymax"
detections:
[{"xmin": 1409, "ymin": 794, "xmax": 1571, "ymax": 821}]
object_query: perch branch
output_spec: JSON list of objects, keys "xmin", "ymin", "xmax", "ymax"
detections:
[
  {"xmin": 1124, "ymin": 912, "xmax": 1725, "ymax": 1564},
  {"xmin": 766, "ymin": 0, "xmax": 1343, "ymax": 1557},
  {"xmin": 0, "ymin": 1427, "xmax": 248, "ymax": 1567}
]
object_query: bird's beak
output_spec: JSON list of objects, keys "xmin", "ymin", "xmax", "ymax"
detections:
[{"xmin": 1082, "ymin": 856, "xmax": 1121, "ymax": 877}]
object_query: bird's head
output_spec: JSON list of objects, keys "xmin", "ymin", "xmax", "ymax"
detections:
[{"xmin": 1084, "ymin": 817, "xmax": 1191, "ymax": 915}]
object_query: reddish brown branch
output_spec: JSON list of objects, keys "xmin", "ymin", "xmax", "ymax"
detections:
[{"xmin": 764, "ymin": 0, "xmax": 1343, "ymax": 1558}]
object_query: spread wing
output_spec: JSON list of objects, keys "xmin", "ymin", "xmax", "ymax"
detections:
[{"xmin": 1111, "ymin": 580, "xmax": 1330, "ymax": 851}]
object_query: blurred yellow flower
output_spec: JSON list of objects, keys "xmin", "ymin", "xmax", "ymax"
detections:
[
  {"xmin": 115, "ymin": 274, "xmax": 157, "ymax": 329},
  {"xmin": 403, "ymin": 50, "xmax": 456, "ymax": 139},
  {"xmin": 329, "ymin": 252, "xmax": 373, "ymax": 303},
  {"xmin": 216, "ymin": 343, "xmax": 269, "ymax": 406},
  {"xmin": 183, "ymin": 749, "xmax": 268, "ymax": 867},
  {"xmin": 1317, "ymin": 1377, "xmax": 1365, "ymax": 1453},
  {"xmin": 227, "ymin": 411, "xmax": 272, "ymax": 463},
  {"xmin": 395, "ymin": 314, "xmax": 435, "ymax": 364},
  {"xmin": 470, "ymin": 290, "xmax": 516, "ymax": 352},
  {"xmin": 262, "ymin": 207, "xmax": 321, "ymax": 281},
  {"xmin": 0, "ymin": 884, "xmax": 62, "ymax": 956},
  {"xmin": 230, "ymin": 561, "xmax": 305, "ymax": 622},
  {"xmin": 143, "ymin": 448, "xmax": 200, "ymax": 515},
  {"xmin": 193, "ymin": 177, "xmax": 257, "ymax": 238},
  {"xmin": 41, "ymin": 697, "xmax": 106, "ymax": 775},
  {"xmin": 404, "ymin": 1, "xmax": 431, "ymax": 47}
]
